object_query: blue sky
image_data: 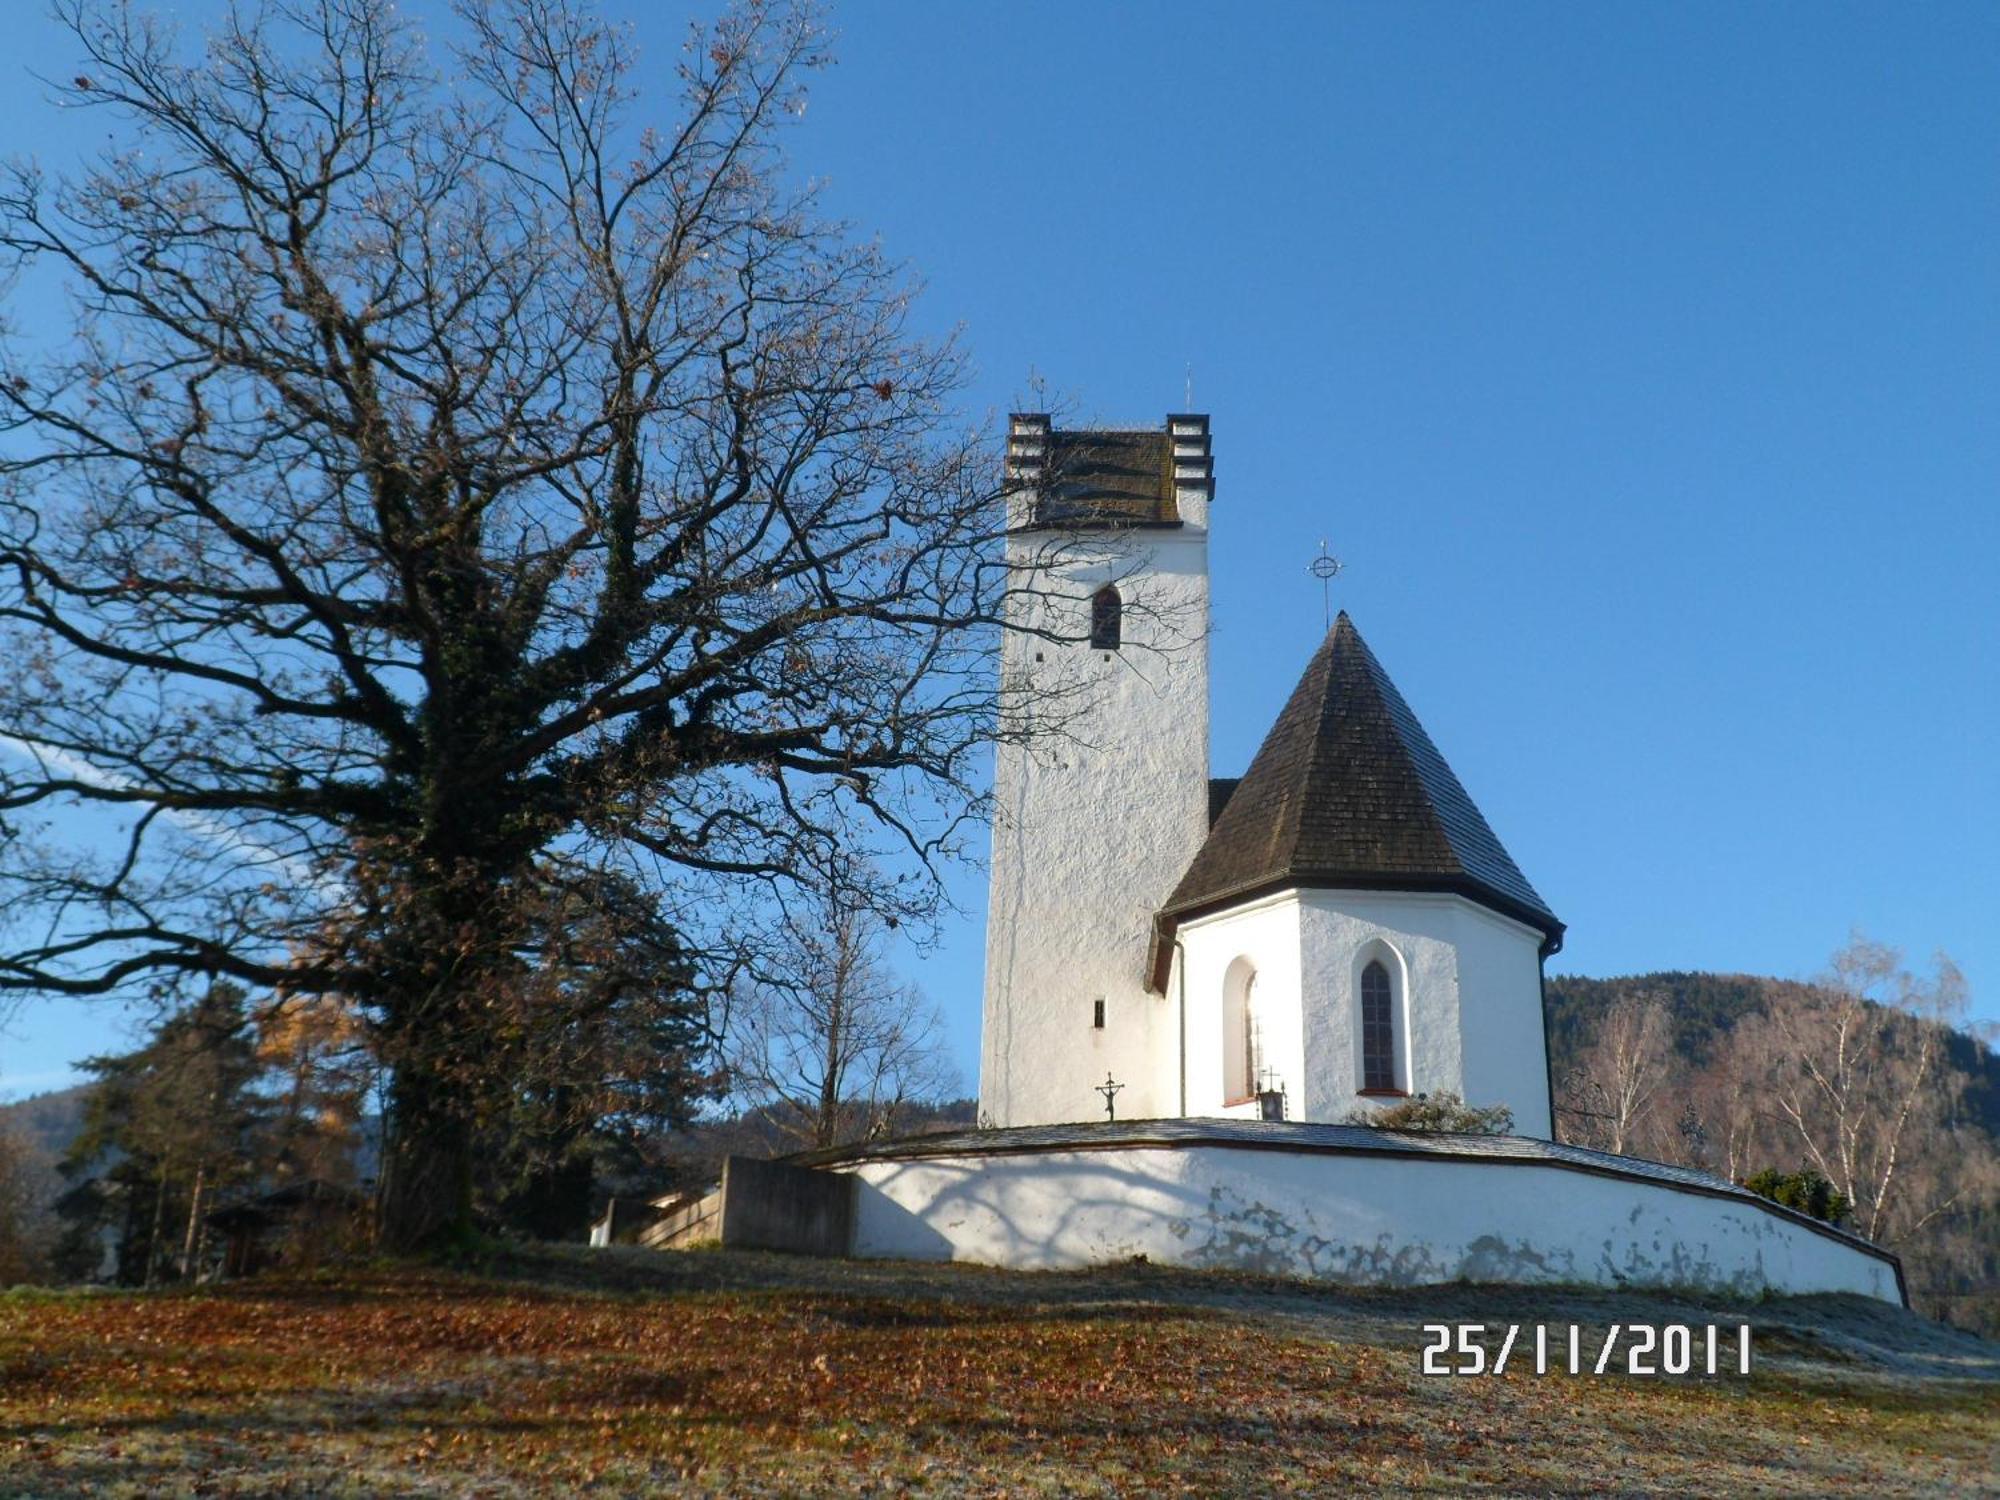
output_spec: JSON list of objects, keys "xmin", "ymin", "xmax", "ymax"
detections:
[{"xmin": 2, "ymin": 1, "xmax": 1995, "ymax": 1099}]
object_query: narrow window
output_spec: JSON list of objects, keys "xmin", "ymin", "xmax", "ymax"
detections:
[
  {"xmin": 1092, "ymin": 997, "xmax": 1105, "ymax": 1029},
  {"xmin": 1361, "ymin": 960, "xmax": 1397, "ymax": 1092},
  {"xmin": 1089, "ymin": 585, "xmax": 1122, "ymax": 650},
  {"xmin": 1243, "ymin": 971, "xmax": 1264, "ymax": 1098}
]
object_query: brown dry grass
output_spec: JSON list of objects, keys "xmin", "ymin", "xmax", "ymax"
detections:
[{"xmin": 1, "ymin": 1248, "xmax": 1994, "ymax": 1496}]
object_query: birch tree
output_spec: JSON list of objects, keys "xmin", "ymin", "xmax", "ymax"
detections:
[
  {"xmin": 1557, "ymin": 991, "xmax": 1673, "ymax": 1157},
  {"xmin": 1737, "ymin": 935, "xmax": 1983, "ymax": 1243}
]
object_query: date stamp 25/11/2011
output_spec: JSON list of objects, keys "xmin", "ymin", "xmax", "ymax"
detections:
[{"xmin": 1421, "ymin": 1323, "xmax": 1753, "ymax": 1378}]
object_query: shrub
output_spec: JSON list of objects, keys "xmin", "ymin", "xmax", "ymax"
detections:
[
  {"xmin": 1344, "ymin": 1092, "xmax": 1513, "ymax": 1136},
  {"xmin": 1740, "ymin": 1168, "xmax": 1854, "ymax": 1226}
]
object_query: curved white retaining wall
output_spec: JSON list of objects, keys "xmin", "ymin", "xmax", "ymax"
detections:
[{"xmin": 837, "ymin": 1143, "xmax": 1902, "ymax": 1303}]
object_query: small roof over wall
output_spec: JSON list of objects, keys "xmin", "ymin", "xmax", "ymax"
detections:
[{"xmin": 1150, "ymin": 613, "xmax": 1562, "ymax": 988}]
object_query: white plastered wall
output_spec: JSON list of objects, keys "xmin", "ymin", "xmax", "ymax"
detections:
[
  {"xmin": 1175, "ymin": 895, "xmax": 1305, "ymax": 1119},
  {"xmin": 979, "ymin": 517, "xmax": 1210, "ymax": 1127},
  {"xmin": 842, "ymin": 1146, "xmax": 1901, "ymax": 1303},
  {"xmin": 1297, "ymin": 890, "xmax": 1551, "ymax": 1135},
  {"xmin": 1173, "ymin": 888, "xmax": 1553, "ymax": 1134}
]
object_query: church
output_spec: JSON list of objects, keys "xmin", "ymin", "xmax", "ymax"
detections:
[
  {"xmin": 981, "ymin": 411, "xmax": 1560, "ymax": 1136},
  {"xmin": 621, "ymin": 411, "xmax": 1906, "ymax": 1305}
]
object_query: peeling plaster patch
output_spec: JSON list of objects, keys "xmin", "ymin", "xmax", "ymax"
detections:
[
  {"xmin": 1460, "ymin": 1235, "xmax": 1576, "ymax": 1284},
  {"xmin": 1188, "ymin": 1185, "xmax": 1315, "ymax": 1277},
  {"xmin": 1186, "ymin": 1184, "xmax": 1452, "ymax": 1287}
]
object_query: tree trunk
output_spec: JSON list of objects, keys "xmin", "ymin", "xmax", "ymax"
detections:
[
  {"xmin": 368, "ymin": 849, "xmax": 521, "ymax": 1253},
  {"xmin": 376, "ymin": 1061, "xmax": 477, "ymax": 1252},
  {"xmin": 815, "ymin": 986, "xmax": 845, "ymax": 1150},
  {"xmin": 180, "ymin": 1163, "xmax": 207, "ymax": 1280},
  {"xmin": 143, "ymin": 1175, "xmax": 169, "ymax": 1288}
]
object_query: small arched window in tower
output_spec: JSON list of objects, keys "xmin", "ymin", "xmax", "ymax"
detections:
[
  {"xmin": 1089, "ymin": 584, "xmax": 1122, "ymax": 650},
  {"xmin": 1360, "ymin": 959, "xmax": 1398, "ymax": 1093}
]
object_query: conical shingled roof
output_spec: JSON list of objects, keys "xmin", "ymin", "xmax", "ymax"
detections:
[{"xmin": 1155, "ymin": 613, "xmax": 1562, "ymax": 977}]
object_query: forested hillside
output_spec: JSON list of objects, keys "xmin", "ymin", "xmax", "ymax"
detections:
[
  {"xmin": 1546, "ymin": 944, "xmax": 1999, "ymax": 1335},
  {"xmin": 1546, "ymin": 973, "xmax": 2000, "ymax": 1136}
]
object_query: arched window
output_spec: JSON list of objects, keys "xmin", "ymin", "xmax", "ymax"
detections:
[
  {"xmin": 1089, "ymin": 585, "xmax": 1122, "ymax": 650},
  {"xmin": 1360, "ymin": 959, "xmax": 1397, "ymax": 1093},
  {"xmin": 1243, "ymin": 971, "xmax": 1264, "ymax": 1098},
  {"xmin": 1222, "ymin": 958, "xmax": 1261, "ymax": 1103}
]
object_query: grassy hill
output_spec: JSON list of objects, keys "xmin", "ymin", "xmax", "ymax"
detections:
[{"xmin": 2, "ymin": 1248, "xmax": 1995, "ymax": 1496}]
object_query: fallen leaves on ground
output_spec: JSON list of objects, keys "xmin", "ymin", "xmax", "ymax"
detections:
[{"xmin": 0, "ymin": 1258, "xmax": 1993, "ymax": 1497}]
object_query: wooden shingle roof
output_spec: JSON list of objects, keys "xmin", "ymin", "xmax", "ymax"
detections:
[{"xmin": 1150, "ymin": 613, "xmax": 1562, "ymax": 986}]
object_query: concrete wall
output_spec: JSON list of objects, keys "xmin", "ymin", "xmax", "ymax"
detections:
[
  {"xmin": 1175, "ymin": 889, "xmax": 1553, "ymax": 1135},
  {"xmin": 640, "ymin": 1187, "xmax": 724, "ymax": 1251},
  {"xmin": 840, "ymin": 1144, "xmax": 1899, "ymax": 1303},
  {"xmin": 980, "ymin": 515, "xmax": 1210, "ymax": 1128},
  {"xmin": 716, "ymin": 1155, "xmax": 854, "ymax": 1256}
]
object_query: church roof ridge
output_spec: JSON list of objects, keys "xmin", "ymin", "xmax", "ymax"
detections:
[{"xmin": 1150, "ymin": 613, "xmax": 1561, "ymax": 988}]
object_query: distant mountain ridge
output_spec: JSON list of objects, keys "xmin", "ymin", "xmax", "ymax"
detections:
[{"xmin": 0, "ymin": 1083, "xmax": 90, "ymax": 1162}]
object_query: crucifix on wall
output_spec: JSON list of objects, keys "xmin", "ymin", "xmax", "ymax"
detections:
[{"xmin": 1096, "ymin": 1073, "xmax": 1124, "ymax": 1123}]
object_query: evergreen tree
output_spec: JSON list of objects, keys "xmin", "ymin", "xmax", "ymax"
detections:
[
  {"xmin": 471, "ymin": 872, "xmax": 720, "ymax": 1241},
  {"xmin": 58, "ymin": 985, "xmax": 263, "ymax": 1283},
  {"xmin": 1741, "ymin": 1168, "xmax": 1854, "ymax": 1226}
]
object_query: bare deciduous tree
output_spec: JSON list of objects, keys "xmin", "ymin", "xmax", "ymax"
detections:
[
  {"xmin": 724, "ymin": 873, "xmax": 956, "ymax": 1149},
  {"xmin": 1681, "ymin": 1054, "xmax": 1768, "ymax": 1183},
  {"xmin": 1556, "ymin": 991, "xmax": 1673, "ymax": 1157},
  {"xmin": 0, "ymin": 1118, "xmax": 52, "ymax": 1284},
  {"xmin": 0, "ymin": 0, "xmax": 1102, "ymax": 1248},
  {"xmin": 1734, "ymin": 934, "xmax": 1984, "ymax": 1244}
]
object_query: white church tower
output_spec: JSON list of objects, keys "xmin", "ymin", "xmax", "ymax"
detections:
[{"xmin": 979, "ymin": 414, "xmax": 1215, "ymax": 1127}]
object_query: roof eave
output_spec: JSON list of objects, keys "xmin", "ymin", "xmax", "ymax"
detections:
[{"xmin": 1147, "ymin": 873, "xmax": 1565, "ymax": 993}]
